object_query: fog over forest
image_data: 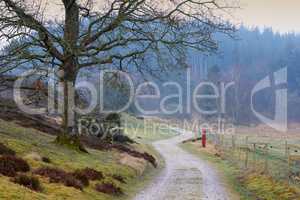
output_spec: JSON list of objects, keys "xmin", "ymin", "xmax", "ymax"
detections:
[{"xmin": 112, "ymin": 26, "xmax": 300, "ymax": 125}]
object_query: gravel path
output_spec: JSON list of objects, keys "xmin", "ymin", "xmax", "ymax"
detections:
[{"xmin": 133, "ymin": 128, "xmax": 229, "ymax": 200}]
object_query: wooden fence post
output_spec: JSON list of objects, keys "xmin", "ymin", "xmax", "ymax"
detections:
[
  {"xmin": 238, "ymin": 147, "xmax": 241, "ymax": 163},
  {"xmin": 253, "ymin": 144, "xmax": 257, "ymax": 170},
  {"xmin": 285, "ymin": 140, "xmax": 288, "ymax": 158},
  {"xmin": 232, "ymin": 135, "xmax": 236, "ymax": 149},
  {"xmin": 286, "ymin": 144, "xmax": 291, "ymax": 184},
  {"xmin": 245, "ymin": 148, "xmax": 249, "ymax": 169},
  {"xmin": 264, "ymin": 147, "xmax": 269, "ymax": 174}
]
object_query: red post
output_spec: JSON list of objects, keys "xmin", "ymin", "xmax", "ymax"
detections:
[{"xmin": 202, "ymin": 129, "xmax": 207, "ymax": 148}]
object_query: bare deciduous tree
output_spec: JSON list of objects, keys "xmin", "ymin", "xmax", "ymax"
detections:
[{"xmin": 0, "ymin": 0, "xmax": 235, "ymax": 144}]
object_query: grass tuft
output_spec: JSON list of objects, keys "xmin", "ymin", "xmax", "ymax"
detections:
[
  {"xmin": 239, "ymin": 173, "xmax": 300, "ymax": 200},
  {"xmin": 112, "ymin": 174, "xmax": 126, "ymax": 184},
  {"xmin": 41, "ymin": 156, "xmax": 51, "ymax": 163},
  {"xmin": 0, "ymin": 143, "xmax": 16, "ymax": 156}
]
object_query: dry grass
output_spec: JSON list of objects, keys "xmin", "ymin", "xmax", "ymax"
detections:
[
  {"xmin": 119, "ymin": 153, "xmax": 147, "ymax": 176},
  {"xmin": 182, "ymin": 133, "xmax": 300, "ymax": 200},
  {"xmin": 239, "ymin": 173, "xmax": 300, "ymax": 200},
  {"xmin": 0, "ymin": 143, "xmax": 15, "ymax": 156},
  {"xmin": 0, "ymin": 119, "xmax": 160, "ymax": 200}
]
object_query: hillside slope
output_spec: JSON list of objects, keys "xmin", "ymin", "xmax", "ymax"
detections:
[{"xmin": 0, "ymin": 119, "xmax": 163, "ymax": 200}]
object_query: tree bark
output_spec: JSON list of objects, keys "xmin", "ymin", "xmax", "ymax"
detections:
[
  {"xmin": 56, "ymin": 0, "xmax": 83, "ymax": 149},
  {"xmin": 62, "ymin": 0, "xmax": 79, "ymax": 134}
]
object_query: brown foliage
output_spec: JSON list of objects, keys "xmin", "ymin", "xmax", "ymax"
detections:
[
  {"xmin": 63, "ymin": 176, "xmax": 84, "ymax": 190},
  {"xmin": 34, "ymin": 167, "xmax": 83, "ymax": 190},
  {"xmin": 73, "ymin": 168, "xmax": 103, "ymax": 181},
  {"xmin": 11, "ymin": 174, "xmax": 42, "ymax": 192},
  {"xmin": 95, "ymin": 183, "xmax": 123, "ymax": 196},
  {"xmin": 71, "ymin": 170, "xmax": 90, "ymax": 187},
  {"xmin": 0, "ymin": 156, "xmax": 30, "ymax": 177},
  {"xmin": 34, "ymin": 167, "xmax": 67, "ymax": 183}
]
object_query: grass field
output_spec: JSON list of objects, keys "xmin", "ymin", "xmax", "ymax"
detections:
[
  {"xmin": 180, "ymin": 125, "xmax": 300, "ymax": 200},
  {"xmin": 0, "ymin": 116, "xmax": 168, "ymax": 200},
  {"xmin": 209, "ymin": 131, "xmax": 300, "ymax": 182},
  {"xmin": 123, "ymin": 114, "xmax": 179, "ymax": 143}
]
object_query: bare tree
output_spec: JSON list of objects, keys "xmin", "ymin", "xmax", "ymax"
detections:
[{"xmin": 0, "ymin": 0, "xmax": 235, "ymax": 144}]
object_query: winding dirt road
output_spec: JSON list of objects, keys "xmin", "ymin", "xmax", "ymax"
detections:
[{"xmin": 134, "ymin": 129, "xmax": 229, "ymax": 200}]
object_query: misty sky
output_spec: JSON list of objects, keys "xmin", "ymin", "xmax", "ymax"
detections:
[
  {"xmin": 236, "ymin": 0, "xmax": 300, "ymax": 33},
  {"xmin": 35, "ymin": 0, "xmax": 300, "ymax": 34}
]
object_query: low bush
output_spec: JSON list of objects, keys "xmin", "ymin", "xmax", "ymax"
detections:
[
  {"xmin": 75, "ymin": 168, "xmax": 103, "ymax": 181},
  {"xmin": 0, "ymin": 162, "xmax": 16, "ymax": 177},
  {"xmin": 64, "ymin": 176, "xmax": 84, "ymax": 190},
  {"xmin": 71, "ymin": 170, "xmax": 89, "ymax": 187},
  {"xmin": 34, "ymin": 167, "xmax": 67, "ymax": 183},
  {"xmin": 95, "ymin": 183, "xmax": 123, "ymax": 196},
  {"xmin": 0, "ymin": 156, "xmax": 30, "ymax": 177},
  {"xmin": 34, "ymin": 167, "xmax": 83, "ymax": 190},
  {"xmin": 11, "ymin": 174, "xmax": 42, "ymax": 192}
]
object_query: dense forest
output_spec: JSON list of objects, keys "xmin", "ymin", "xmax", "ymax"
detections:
[
  {"xmin": 131, "ymin": 26, "xmax": 300, "ymax": 124},
  {"xmin": 199, "ymin": 26, "xmax": 300, "ymax": 124}
]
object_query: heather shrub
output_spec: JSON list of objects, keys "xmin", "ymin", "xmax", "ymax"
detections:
[
  {"xmin": 71, "ymin": 170, "xmax": 89, "ymax": 186},
  {"xmin": 0, "ymin": 156, "xmax": 30, "ymax": 177},
  {"xmin": 34, "ymin": 167, "xmax": 84, "ymax": 190},
  {"xmin": 95, "ymin": 183, "xmax": 123, "ymax": 196},
  {"xmin": 11, "ymin": 174, "xmax": 42, "ymax": 192},
  {"xmin": 34, "ymin": 167, "xmax": 68, "ymax": 183},
  {"xmin": 64, "ymin": 176, "xmax": 84, "ymax": 190},
  {"xmin": 75, "ymin": 168, "xmax": 103, "ymax": 181}
]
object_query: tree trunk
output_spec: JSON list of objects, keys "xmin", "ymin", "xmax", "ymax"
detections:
[
  {"xmin": 61, "ymin": 75, "xmax": 74, "ymax": 135},
  {"xmin": 56, "ymin": 74, "xmax": 77, "ymax": 144},
  {"xmin": 233, "ymin": 46, "xmax": 241, "ymax": 125},
  {"xmin": 56, "ymin": 0, "xmax": 86, "ymax": 152},
  {"xmin": 61, "ymin": 0, "xmax": 79, "ymax": 136}
]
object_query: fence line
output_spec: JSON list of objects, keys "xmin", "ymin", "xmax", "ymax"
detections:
[{"xmin": 208, "ymin": 134, "xmax": 300, "ymax": 185}]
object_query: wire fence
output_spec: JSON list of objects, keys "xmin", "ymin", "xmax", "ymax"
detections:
[{"xmin": 207, "ymin": 134, "xmax": 300, "ymax": 185}]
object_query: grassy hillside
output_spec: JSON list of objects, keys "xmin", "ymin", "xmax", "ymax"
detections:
[
  {"xmin": 123, "ymin": 114, "xmax": 179, "ymax": 143},
  {"xmin": 180, "ymin": 141, "xmax": 300, "ymax": 200},
  {"xmin": 0, "ymin": 117, "xmax": 170, "ymax": 200}
]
